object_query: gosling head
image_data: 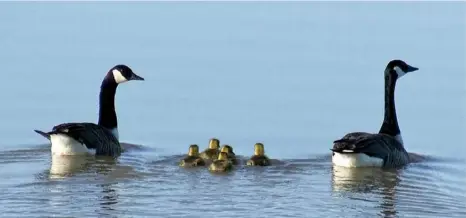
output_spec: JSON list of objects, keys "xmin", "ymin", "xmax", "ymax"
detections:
[
  {"xmin": 385, "ymin": 59, "xmax": 419, "ymax": 79},
  {"xmin": 188, "ymin": 144, "xmax": 200, "ymax": 156},
  {"xmin": 254, "ymin": 143, "xmax": 265, "ymax": 156},
  {"xmin": 220, "ymin": 145, "xmax": 233, "ymax": 153},
  {"xmin": 208, "ymin": 138, "xmax": 220, "ymax": 149},
  {"xmin": 218, "ymin": 152, "xmax": 229, "ymax": 161}
]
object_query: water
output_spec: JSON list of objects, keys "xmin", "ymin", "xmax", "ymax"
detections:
[{"xmin": 0, "ymin": 2, "xmax": 465, "ymax": 217}]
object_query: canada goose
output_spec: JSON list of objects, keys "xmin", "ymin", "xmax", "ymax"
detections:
[
  {"xmin": 34, "ymin": 65, "xmax": 144, "ymax": 157},
  {"xmin": 220, "ymin": 145, "xmax": 238, "ymax": 165},
  {"xmin": 332, "ymin": 59, "xmax": 418, "ymax": 168},
  {"xmin": 179, "ymin": 144, "xmax": 205, "ymax": 167},
  {"xmin": 208, "ymin": 151, "xmax": 233, "ymax": 173},
  {"xmin": 200, "ymin": 138, "xmax": 220, "ymax": 160},
  {"xmin": 246, "ymin": 143, "xmax": 270, "ymax": 166}
]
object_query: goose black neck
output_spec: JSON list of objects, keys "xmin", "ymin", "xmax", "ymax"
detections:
[
  {"xmin": 98, "ymin": 76, "xmax": 118, "ymax": 130},
  {"xmin": 379, "ymin": 71, "xmax": 400, "ymax": 136}
]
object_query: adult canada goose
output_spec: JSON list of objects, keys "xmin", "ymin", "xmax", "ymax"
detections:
[
  {"xmin": 34, "ymin": 65, "xmax": 144, "ymax": 157},
  {"xmin": 246, "ymin": 143, "xmax": 270, "ymax": 166},
  {"xmin": 331, "ymin": 60, "xmax": 418, "ymax": 168},
  {"xmin": 179, "ymin": 144, "xmax": 205, "ymax": 167}
]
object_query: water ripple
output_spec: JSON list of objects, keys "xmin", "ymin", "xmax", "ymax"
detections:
[{"xmin": 0, "ymin": 145, "xmax": 465, "ymax": 217}]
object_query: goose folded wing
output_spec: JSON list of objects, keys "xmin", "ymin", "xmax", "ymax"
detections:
[
  {"xmin": 52, "ymin": 122, "xmax": 121, "ymax": 156},
  {"xmin": 50, "ymin": 122, "xmax": 92, "ymax": 145},
  {"xmin": 335, "ymin": 132, "xmax": 372, "ymax": 141},
  {"xmin": 332, "ymin": 132, "xmax": 373, "ymax": 151},
  {"xmin": 333, "ymin": 133, "xmax": 402, "ymax": 160}
]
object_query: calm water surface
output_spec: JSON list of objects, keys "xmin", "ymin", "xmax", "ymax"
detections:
[{"xmin": 0, "ymin": 2, "xmax": 465, "ymax": 218}]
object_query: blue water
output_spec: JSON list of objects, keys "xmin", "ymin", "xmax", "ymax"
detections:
[{"xmin": 0, "ymin": 2, "xmax": 465, "ymax": 217}]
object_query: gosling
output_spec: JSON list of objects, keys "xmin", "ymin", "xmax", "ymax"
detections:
[
  {"xmin": 220, "ymin": 145, "xmax": 238, "ymax": 165},
  {"xmin": 179, "ymin": 144, "xmax": 205, "ymax": 167},
  {"xmin": 208, "ymin": 152, "xmax": 233, "ymax": 173},
  {"xmin": 200, "ymin": 138, "xmax": 220, "ymax": 160},
  {"xmin": 246, "ymin": 143, "xmax": 270, "ymax": 166}
]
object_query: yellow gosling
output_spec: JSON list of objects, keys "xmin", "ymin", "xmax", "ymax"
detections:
[
  {"xmin": 200, "ymin": 138, "xmax": 220, "ymax": 160},
  {"xmin": 209, "ymin": 151, "xmax": 233, "ymax": 172},
  {"xmin": 220, "ymin": 145, "xmax": 238, "ymax": 165},
  {"xmin": 179, "ymin": 144, "xmax": 205, "ymax": 167},
  {"xmin": 246, "ymin": 143, "xmax": 270, "ymax": 166}
]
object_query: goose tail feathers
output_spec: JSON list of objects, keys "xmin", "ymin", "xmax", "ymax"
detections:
[{"xmin": 34, "ymin": 130, "xmax": 51, "ymax": 140}]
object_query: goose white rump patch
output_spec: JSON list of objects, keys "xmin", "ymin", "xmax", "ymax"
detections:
[
  {"xmin": 332, "ymin": 152, "xmax": 383, "ymax": 167},
  {"xmin": 50, "ymin": 134, "xmax": 95, "ymax": 156}
]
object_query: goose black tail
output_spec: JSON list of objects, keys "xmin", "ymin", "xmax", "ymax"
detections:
[
  {"xmin": 332, "ymin": 138, "xmax": 357, "ymax": 153},
  {"xmin": 34, "ymin": 130, "xmax": 51, "ymax": 140}
]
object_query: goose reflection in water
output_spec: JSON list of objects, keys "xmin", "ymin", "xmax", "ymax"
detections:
[
  {"xmin": 99, "ymin": 183, "xmax": 119, "ymax": 213},
  {"xmin": 49, "ymin": 155, "xmax": 94, "ymax": 179},
  {"xmin": 48, "ymin": 155, "xmax": 117, "ymax": 179},
  {"xmin": 331, "ymin": 166, "xmax": 401, "ymax": 217}
]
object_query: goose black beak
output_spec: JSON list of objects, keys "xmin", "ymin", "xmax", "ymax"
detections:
[
  {"xmin": 131, "ymin": 73, "xmax": 145, "ymax": 81},
  {"xmin": 406, "ymin": 65, "xmax": 418, "ymax": 73}
]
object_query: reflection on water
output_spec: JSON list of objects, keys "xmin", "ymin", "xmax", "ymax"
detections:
[
  {"xmin": 330, "ymin": 158, "xmax": 466, "ymax": 218},
  {"xmin": 99, "ymin": 182, "xmax": 119, "ymax": 212},
  {"xmin": 0, "ymin": 146, "xmax": 465, "ymax": 217},
  {"xmin": 331, "ymin": 166, "xmax": 400, "ymax": 217},
  {"xmin": 331, "ymin": 166, "xmax": 400, "ymax": 193},
  {"xmin": 45, "ymin": 142, "xmax": 151, "ymax": 180},
  {"xmin": 49, "ymin": 155, "xmax": 94, "ymax": 179},
  {"xmin": 48, "ymin": 155, "xmax": 119, "ymax": 179}
]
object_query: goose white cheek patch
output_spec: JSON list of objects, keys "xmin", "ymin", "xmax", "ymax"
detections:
[
  {"xmin": 394, "ymin": 66, "xmax": 406, "ymax": 78},
  {"xmin": 112, "ymin": 69, "xmax": 128, "ymax": 84}
]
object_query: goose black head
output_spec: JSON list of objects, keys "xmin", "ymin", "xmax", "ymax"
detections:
[
  {"xmin": 385, "ymin": 60, "xmax": 419, "ymax": 79},
  {"xmin": 111, "ymin": 65, "xmax": 145, "ymax": 84}
]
